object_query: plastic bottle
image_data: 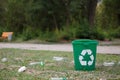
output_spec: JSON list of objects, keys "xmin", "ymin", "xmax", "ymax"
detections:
[{"xmin": 50, "ymin": 77, "xmax": 66, "ymax": 80}]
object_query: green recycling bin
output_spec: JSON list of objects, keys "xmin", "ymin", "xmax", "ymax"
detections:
[{"xmin": 72, "ymin": 39, "xmax": 98, "ymax": 71}]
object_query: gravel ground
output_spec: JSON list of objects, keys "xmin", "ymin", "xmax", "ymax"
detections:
[{"xmin": 0, "ymin": 42, "xmax": 120, "ymax": 54}]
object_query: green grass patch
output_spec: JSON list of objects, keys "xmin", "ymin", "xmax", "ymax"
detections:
[{"xmin": 0, "ymin": 48, "xmax": 120, "ymax": 80}]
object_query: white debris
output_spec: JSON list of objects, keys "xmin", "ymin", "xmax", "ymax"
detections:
[
  {"xmin": 50, "ymin": 77, "xmax": 66, "ymax": 80},
  {"xmin": 53, "ymin": 57, "xmax": 64, "ymax": 61},
  {"xmin": 103, "ymin": 62, "xmax": 115, "ymax": 66},
  {"xmin": 99, "ymin": 78, "xmax": 106, "ymax": 80},
  {"xmin": 29, "ymin": 62, "xmax": 40, "ymax": 65},
  {"xmin": 118, "ymin": 61, "xmax": 120, "ymax": 65},
  {"xmin": 18, "ymin": 66, "xmax": 27, "ymax": 73},
  {"xmin": 1, "ymin": 58, "xmax": 7, "ymax": 62},
  {"xmin": 29, "ymin": 61, "xmax": 44, "ymax": 66}
]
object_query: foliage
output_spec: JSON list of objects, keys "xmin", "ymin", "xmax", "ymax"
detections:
[
  {"xmin": 96, "ymin": 1, "xmax": 118, "ymax": 29},
  {"xmin": 95, "ymin": 0, "xmax": 120, "ymax": 40},
  {"xmin": 0, "ymin": 0, "xmax": 119, "ymax": 41},
  {"xmin": 20, "ymin": 27, "xmax": 38, "ymax": 41}
]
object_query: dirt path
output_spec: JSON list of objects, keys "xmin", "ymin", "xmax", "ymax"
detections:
[{"xmin": 0, "ymin": 42, "xmax": 120, "ymax": 54}]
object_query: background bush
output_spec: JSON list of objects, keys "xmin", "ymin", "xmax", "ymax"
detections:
[{"xmin": 0, "ymin": 0, "xmax": 120, "ymax": 42}]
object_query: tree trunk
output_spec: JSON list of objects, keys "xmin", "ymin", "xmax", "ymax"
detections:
[
  {"xmin": 62, "ymin": 0, "xmax": 71, "ymax": 27},
  {"xmin": 87, "ymin": 0, "xmax": 97, "ymax": 27},
  {"xmin": 52, "ymin": 14, "xmax": 58, "ymax": 29}
]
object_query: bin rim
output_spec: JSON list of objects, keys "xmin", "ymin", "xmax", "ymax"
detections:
[{"xmin": 72, "ymin": 39, "xmax": 98, "ymax": 44}]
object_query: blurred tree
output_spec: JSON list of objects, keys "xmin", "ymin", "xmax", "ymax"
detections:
[
  {"xmin": 70, "ymin": 0, "xmax": 98, "ymax": 27},
  {"xmin": 0, "ymin": 0, "xmax": 7, "ymax": 27},
  {"xmin": 86, "ymin": 0, "xmax": 97, "ymax": 26},
  {"xmin": 96, "ymin": 0, "xmax": 120, "ymax": 29}
]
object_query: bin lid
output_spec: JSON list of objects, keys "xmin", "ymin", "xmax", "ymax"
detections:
[{"xmin": 72, "ymin": 39, "xmax": 98, "ymax": 45}]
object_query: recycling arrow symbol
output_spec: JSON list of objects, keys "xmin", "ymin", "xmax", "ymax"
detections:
[{"xmin": 79, "ymin": 49, "xmax": 94, "ymax": 66}]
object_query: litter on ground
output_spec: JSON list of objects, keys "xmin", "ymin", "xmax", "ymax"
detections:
[
  {"xmin": 29, "ymin": 61, "xmax": 44, "ymax": 66},
  {"xmin": 1, "ymin": 58, "xmax": 7, "ymax": 62},
  {"xmin": 103, "ymin": 62, "xmax": 115, "ymax": 66},
  {"xmin": 118, "ymin": 61, "xmax": 120, "ymax": 65},
  {"xmin": 18, "ymin": 66, "xmax": 27, "ymax": 73},
  {"xmin": 50, "ymin": 77, "xmax": 67, "ymax": 80},
  {"xmin": 53, "ymin": 56, "xmax": 64, "ymax": 61}
]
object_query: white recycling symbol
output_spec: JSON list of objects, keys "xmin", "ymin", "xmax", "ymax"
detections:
[{"xmin": 79, "ymin": 49, "xmax": 94, "ymax": 66}]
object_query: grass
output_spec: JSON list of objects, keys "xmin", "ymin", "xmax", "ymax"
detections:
[{"xmin": 0, "ymin": 48, "xmax": 120, "ymax": 80}]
